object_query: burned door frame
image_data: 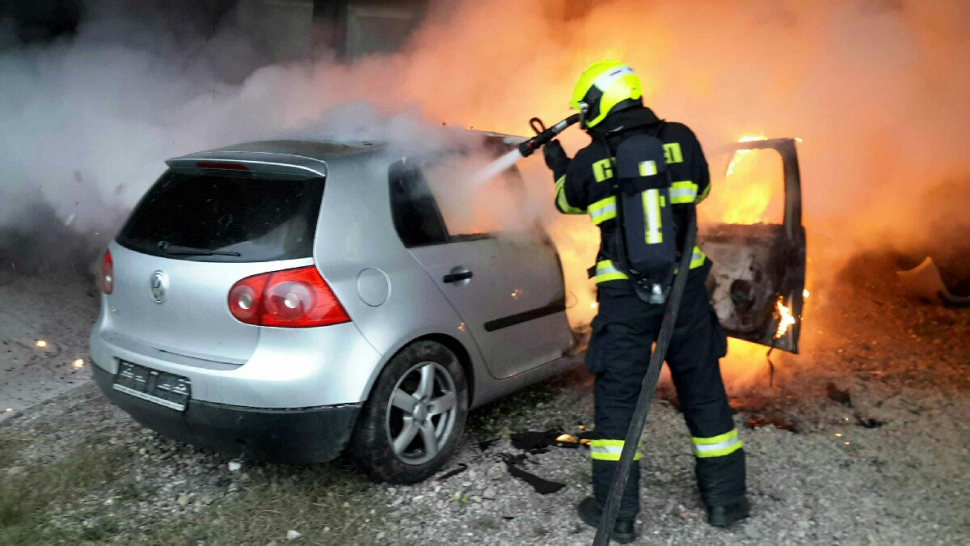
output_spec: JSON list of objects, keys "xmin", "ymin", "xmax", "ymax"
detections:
[{"xmin": 700, "ymin": 138, "xmax": 806, "ymax": 353}]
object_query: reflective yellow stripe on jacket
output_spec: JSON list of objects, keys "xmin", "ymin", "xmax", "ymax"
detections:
[
  {"xmin": 589, "ymin": 196, "xmax": 617, "ymax": 225},
  {"xmin": 595, "ymin": 247, "xmax": 706, "ymax": 285},
  {"xmin": 594, "ymin": 260, "xmax": 629, "ymax": 283},
  {"xmin": 688, "ymin": 246, "xmax": 706, "ymax": 269},
  {"xmin": 555, "ymin": 176, "xmax": 585, "ymax": 214},
  {"xmin": 669, "ymin": 181, "xmax": 698, "ymax": 204},
  {"xmin": 691, "ymin": 428, "xmax": 743, "ymax": 458},
  {"xmin": 589, "ymin": 439, "xmax": 642, "ymax": 461}
]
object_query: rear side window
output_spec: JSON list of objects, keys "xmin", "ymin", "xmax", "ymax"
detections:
[
  {"xmin": 117, "ymin": 171, "xmax": 324, "ymax": 262},
  {"xmin": 388, "ymin": 161, "xmax": 449, "ymax": 247}
]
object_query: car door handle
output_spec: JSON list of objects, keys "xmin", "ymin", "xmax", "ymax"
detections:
[{"xmin": 443, "ymin": 268, "xmax": 473, "ymax": 284}]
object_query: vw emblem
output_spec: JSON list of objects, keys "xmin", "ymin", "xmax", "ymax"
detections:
[{"xmin": 150, "ymin": 271, "xmax": 168, "ymax": 303}]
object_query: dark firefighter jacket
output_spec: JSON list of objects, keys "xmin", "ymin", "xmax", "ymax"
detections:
[{"xmin": 548, "ymin": 106, "xmax": 711, "ymax": 288}]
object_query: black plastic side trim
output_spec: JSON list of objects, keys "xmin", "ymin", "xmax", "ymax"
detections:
[{"xmin": 484, "ymin": 299, "xmax": 567, "ymax": 332}]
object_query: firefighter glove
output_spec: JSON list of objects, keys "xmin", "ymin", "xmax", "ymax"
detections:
[{"xmin": 543, "ymin": 139, "xmax": 569, "ymax": 173}]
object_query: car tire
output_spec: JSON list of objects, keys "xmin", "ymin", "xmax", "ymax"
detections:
[{"xmin": 350, "ymin": 340, "xmax": 468, "ymax": 483}]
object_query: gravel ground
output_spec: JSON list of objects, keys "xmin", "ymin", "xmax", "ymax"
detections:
[
  {"xmin": 1, "ymin": 257, "xmax": 968, "ymax": 545},
  {"xmin": 0, "ymin": 271, "xmax": 100, "ymax": 420}
]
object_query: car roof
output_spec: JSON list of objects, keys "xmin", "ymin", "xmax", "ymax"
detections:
[
  {"xmin": 186, "ymin": 140, "xmax": 383, "ymax": 161},
  {"xmin": 170, "ymin": 131, "xmax": 526, "ymax": 163}
]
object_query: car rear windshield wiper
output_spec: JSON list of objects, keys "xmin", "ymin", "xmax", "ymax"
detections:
[{"xmin": 157, "ymin": 241, "xmax": 242, "ymax": 257}]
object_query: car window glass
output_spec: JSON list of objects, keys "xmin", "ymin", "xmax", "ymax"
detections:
[
  {"xmin": 388, "ymin": 161, "xmax": 449, "ymax": 247},
  {"xmin": 117, "ymin": 171, "xmax": 324, "ymax": 262},
  {"xmin": 702, "ymin": 147, "xmax": 784, "ymax": 226}
]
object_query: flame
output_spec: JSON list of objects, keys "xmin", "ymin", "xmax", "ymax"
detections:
[
  {"xmin": 774, "ymin": 298, "xmax": 796, "ymax": 339},
  {"xmin": 700, "ymin": 134, "xmax": 781, "ymax": 226},
  {"xmin": 803, "ymin": 289, "xmax": 810, "ymax": 299},
  {"xmin": 725, "ymin": 134, "xmax": 768, "ymax": 176},
  {"xmin": 35, "ymin": 340, "xmax": 47, "ymax": 348},
  {"xmin": 72, "ymin": 359, "xmax": 85, "ymax": 369}
]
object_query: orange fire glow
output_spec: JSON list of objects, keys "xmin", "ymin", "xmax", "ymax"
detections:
[{"xmin": 716, "ymin": 135, "xmax": 778, "ymax": 225}]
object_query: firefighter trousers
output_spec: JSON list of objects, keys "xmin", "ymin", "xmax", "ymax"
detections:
[{"xmin": 585, "ymin": 273, "xmax": 746, "ymax": 520}]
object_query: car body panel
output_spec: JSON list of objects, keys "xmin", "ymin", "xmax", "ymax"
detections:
[
  {"xmin": 311, "ymin": 155, "xmax": 576, "ymax": 406},
  {"xmin": 91, "ymin": 310, "xmax": 383, "ymax": 408},
  {"xmin": 408, "ymin": 237, "xmax": 571, "ymax": 379},
  {"xmin": 306, "ymin": 157, "xmax": 493, "ymax": 403},
  {"xmin": 101, "ymin": 244, "xmax": 315, "ymax": 365},
  {"xmin": 478, "ymin": 237, "xmax": 571, "ymax": 378}
]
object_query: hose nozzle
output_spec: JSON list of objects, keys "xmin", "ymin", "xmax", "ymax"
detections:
[{"xmin": 518, "ymin": 114, "xmax": 581, "ymax": 157}]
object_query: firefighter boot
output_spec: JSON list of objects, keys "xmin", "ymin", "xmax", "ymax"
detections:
[
  {"xmin": 577, "ymin": 497, "xmax": 637, "ymax": 543},
  {"xmin": 707, "ymin": 497, "xmax": 750, "ymax": 527}
]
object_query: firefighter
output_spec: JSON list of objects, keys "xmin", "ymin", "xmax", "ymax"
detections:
[{"xmin": 543, "ymin": 60, "xmax": 749, "ymax": 541}]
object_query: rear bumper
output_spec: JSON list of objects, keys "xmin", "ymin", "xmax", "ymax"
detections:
[{"xmin": 92, "ymin": 364, "xmax": 360, "ymax": 464}]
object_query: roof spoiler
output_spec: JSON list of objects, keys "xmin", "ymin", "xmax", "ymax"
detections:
[{"xmin": 166, "ymin": 151, "xmax": 328, "ymax": 179}]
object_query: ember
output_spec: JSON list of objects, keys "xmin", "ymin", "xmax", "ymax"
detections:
[
  {"xmin": 746, "ymin": 414, "xmax": 797, "ymax": 432},
  {"xmin": 72, "ymin": 358, "xmax": 84, "ymax": 369},
  {"xmin": 35, "ymin": 340, "xmax": 48, "ymax": 348}
]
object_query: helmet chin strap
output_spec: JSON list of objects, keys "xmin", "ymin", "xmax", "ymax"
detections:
[{"xmin": 579, "ymin": 102, "xmax": 590, "ymax": 129}]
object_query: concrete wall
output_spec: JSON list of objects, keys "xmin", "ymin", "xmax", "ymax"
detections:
[
  {"xmin": 345, "ymin": 1, "xmax": 424, "ymax": 58},
  {"xmin": 236, "ymin": 0, "xmax": 316, "ymax": 62}
]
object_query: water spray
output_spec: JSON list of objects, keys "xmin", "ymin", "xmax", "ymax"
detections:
[{"xmin": 471, "ymin": 114, "xmax": 581, "ymax": 186}]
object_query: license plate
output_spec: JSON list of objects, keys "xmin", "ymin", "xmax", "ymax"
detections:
[{"xmin": 113, "ymin": 361, "xmax": 191, "ymax": 411}]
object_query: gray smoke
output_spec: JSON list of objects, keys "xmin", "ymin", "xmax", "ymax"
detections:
[
  {"xmin": 0, "ymin": 0, "xmax": 482, "ymax": 273},
  {"xmin": 2, "ymin": 0, "xmax": 969, "ymax": 284}
]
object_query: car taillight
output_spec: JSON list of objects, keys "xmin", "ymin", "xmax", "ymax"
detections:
[
  {"xmin": 100, "ymin": 251, "xmax": 114, "ymax": 295},
  {"xmin": 228, "ymin": 266, "xmax": 350, "ymax": 328}
]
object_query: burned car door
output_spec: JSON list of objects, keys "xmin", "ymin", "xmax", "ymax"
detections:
[{"xmin": 697, "ymin": 138, "xmax": 806, "ymax": 353}]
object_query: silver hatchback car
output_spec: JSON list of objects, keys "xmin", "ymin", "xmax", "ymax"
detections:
[
  {"xmin": 91, "ymin": 134, "xmax": 808, "ymax": 483},
  {"xmin": 90, "ymin": 136, "xmax": 580, "ymax": 482}
]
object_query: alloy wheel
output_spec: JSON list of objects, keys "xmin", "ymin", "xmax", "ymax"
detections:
[{"xmin": 384, "ymin": 361, "xmax": 459, "ymax": 465}]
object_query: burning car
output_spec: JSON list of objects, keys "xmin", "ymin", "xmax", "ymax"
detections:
[{"xmin": 89, "ymin": 134, "xmax": 805, "ymax": 483}]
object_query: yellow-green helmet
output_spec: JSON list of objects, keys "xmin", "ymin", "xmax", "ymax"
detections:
[{"xmin": 570, "ymin": 60, "xmax": 643, "ymax": 129}]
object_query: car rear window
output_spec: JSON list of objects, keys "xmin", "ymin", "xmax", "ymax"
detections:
[{"xmin": 117, "ymin": 171, "xmax": 324, "ymax": 262}]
